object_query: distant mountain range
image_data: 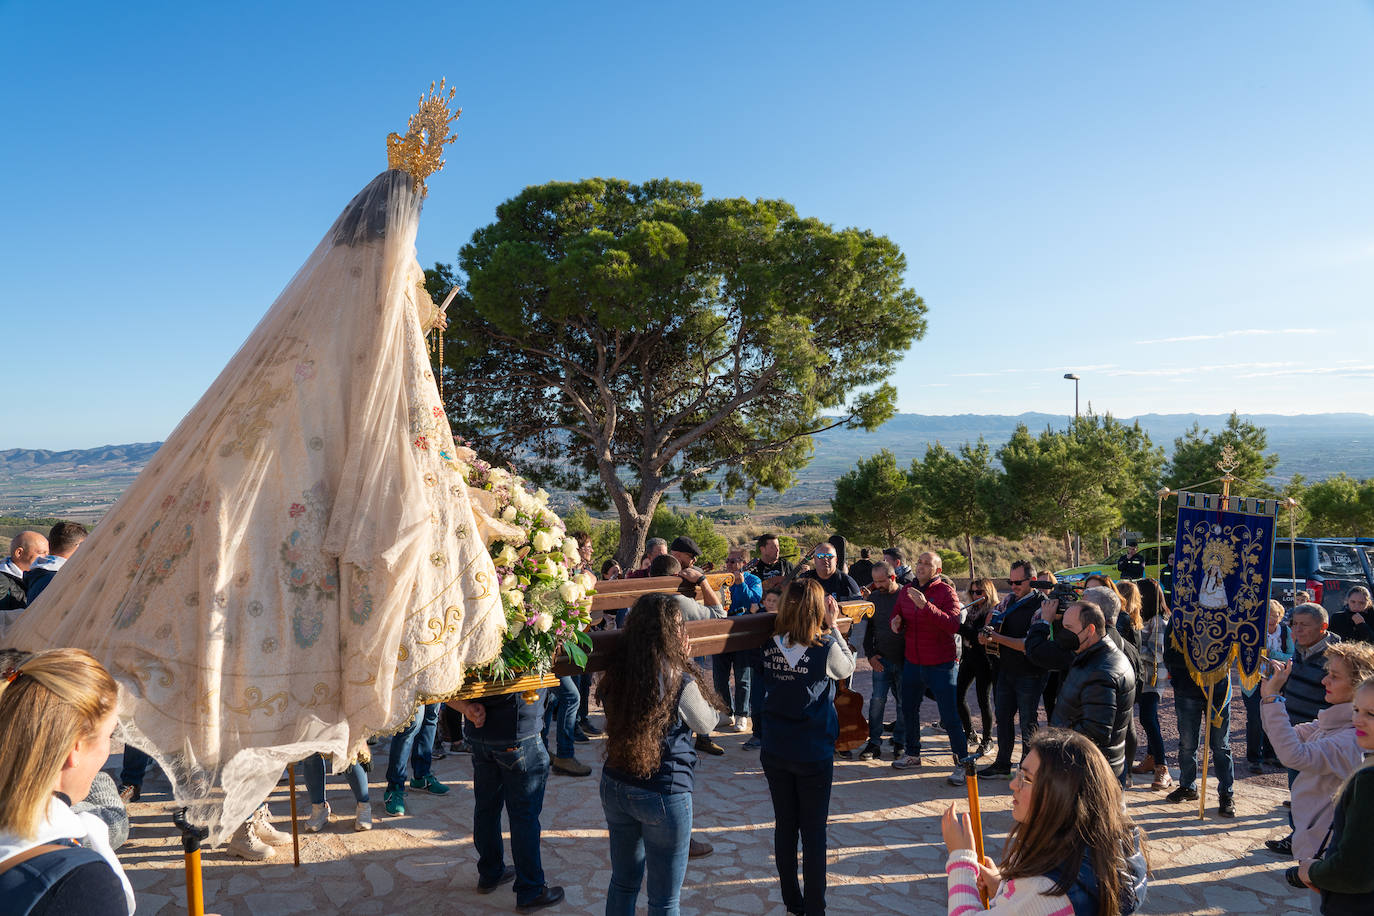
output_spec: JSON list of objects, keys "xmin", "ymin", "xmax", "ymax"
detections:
[{"xmin": 4, "ymin": 414, "xmax": 1374, "ymax": 518}]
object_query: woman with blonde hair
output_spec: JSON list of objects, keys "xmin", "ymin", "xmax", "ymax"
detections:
[
  {"xmin": 757, "ymin": 578, "xmax": 856, "ymax": 916},
  {"xmin": 1260, "ymin": 640, "xmax": 1374, "ymax": 866},
  {"xmin": 0, "ymin": 648, "xmax": 134, "ymax": 914},
  {"xmin": 958, "ymin": 578, "xmax": 1000, "ymax": 757},
  {"xmin": 941, "ymin": 728, "xmax": 1148, "ymax": 915}
]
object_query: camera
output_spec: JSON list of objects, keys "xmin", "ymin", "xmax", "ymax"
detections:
[{"xmin": 1031, "ymin": 580, "xmax": 1083, "ymax": 613}]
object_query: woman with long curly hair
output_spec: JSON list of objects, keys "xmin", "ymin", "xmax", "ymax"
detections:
[
  {"xmin": 596, "ymin": 593, "xmax": 720, "ymax": 916},
  {"xmin": 0, "ymin": 648, "xmax": 134, "ymax": 915},
  {"xmin": 757, "ymin": 578, "xmax": 856, "ymax": 916},
  {"xmin": 942, "ymin": 728, "xmax": 1148, "ymax": 915}
]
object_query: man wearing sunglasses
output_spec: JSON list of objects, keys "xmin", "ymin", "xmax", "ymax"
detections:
[
  {"xmin": 978, "ymin": 560, "xmax": 1050, "ymax": 779},
  {"xmin": 799, "ymin": 545, "xmax": 861, "ymax": 601}
]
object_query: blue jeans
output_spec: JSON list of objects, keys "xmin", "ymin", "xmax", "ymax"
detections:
[
  {"xmin": 901, "ymin": 660, "xmax": 968, "ymax": 760},
  {"xmin": 1175, "ymin": 691, "xmax": 1234, "ymax": 797},
  {"xmin": 762, "ymin": 751, "xmax": 833, "ymax": 915},
  {"xmin": 993, "ymin": 670, "xmax": 1047, "ymax": 768},
  {"xmin": 542, "ymin": 676, "xmax": 580, "ymax": 758},
  {"xmin": 711, "ymin": 651, "xmax": 751, "ymax": 717},
  {"xmin": 600, "ymin": 776, "xmax": 692, "ymax": 916},
  {"xmin": 386, "ymin": 702, "xmax": 438, "ymax": 788},
  {"xmin": 867, "ymin": 655, "xmax": 905, "ymax": 745},
  {"xmin": 303, "ymin": 753, "xmax": 369, "ymax": 805},
  {"xmin": 471, "ymin": 735, "xmax": 549, "ymax": 906},
  {"xmin": 1138, "ymin": 691, "xmax": 1166, "ymax": 764}
]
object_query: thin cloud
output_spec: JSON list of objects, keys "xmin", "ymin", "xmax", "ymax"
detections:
[
  {"xmin": 1235, "ymin": 364, "xmax": 1374, "ymax": 380},
  {"xmin": 1135, "ymin": 328, "xmax": 1319, "ymax": 345}
]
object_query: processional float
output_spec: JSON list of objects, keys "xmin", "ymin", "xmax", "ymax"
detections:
[{"xmin": 3, "ymin": 82, "xmax": 875, "ymax": 914}]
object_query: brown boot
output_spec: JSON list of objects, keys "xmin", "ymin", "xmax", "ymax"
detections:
[
  {"xmin": 1152, "ymin": 765, "xmax": 1173, "ymax": 790},
  {"xmin": 1131, "ymin": 754, "xmax": 1155, "ymax": 775}
]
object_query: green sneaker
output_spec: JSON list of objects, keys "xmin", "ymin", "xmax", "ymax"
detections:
[
  {"xmin": 410, "ymin": 773, "xmax": 450, "ymax": 796},
  {"xmin": 383, "ymin": 785, "xmax": 406, "ymax": 816}
]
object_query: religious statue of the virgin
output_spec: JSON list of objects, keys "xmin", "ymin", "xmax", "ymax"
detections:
[{"xmin": 8, "ymin": 82, "xmax": 510, "ymax": 842}]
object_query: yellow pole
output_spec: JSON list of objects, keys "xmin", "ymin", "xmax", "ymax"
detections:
[{"xmin": 1198, "ymin": 685, "xmax": 1212, "ymax": 819}]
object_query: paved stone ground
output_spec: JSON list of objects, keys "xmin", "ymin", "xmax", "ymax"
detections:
[{"xmin": 118, "ymin": 665, "xmax": 1314, "ymax": 916}]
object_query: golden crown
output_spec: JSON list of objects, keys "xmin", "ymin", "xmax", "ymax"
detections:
[{"xmin": 386, "ymin": 80, "xmax": 462, "ymax": 195}]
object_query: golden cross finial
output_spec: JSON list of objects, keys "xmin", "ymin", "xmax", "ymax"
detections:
[
  {"xmin": 386, "ymin": 80, "xmax": 462, "ymax": 195},
  {"xmin": 1216, "ymin": 444, "xmax": 1240, "ymax": 476}
]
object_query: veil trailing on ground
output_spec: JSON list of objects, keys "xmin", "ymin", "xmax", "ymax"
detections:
[{"xmin": 8, "ymin": 166, "xmax": 505, "ymax": 843}]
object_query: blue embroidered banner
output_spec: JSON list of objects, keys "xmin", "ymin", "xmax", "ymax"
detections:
[{"xmin": 1169, "ymin": 492, "xmax": 1278, "ymax": 690}]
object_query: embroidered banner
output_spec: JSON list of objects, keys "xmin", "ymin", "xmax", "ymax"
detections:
[{"xmin": 1169, "ymin": 491, "xmax": 1279, "ymax": 690}]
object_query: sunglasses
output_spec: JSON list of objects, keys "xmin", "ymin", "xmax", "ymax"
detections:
[
  {"xmin": 814, "ymin": 553, "xmax": 837, "ymax": 560},
  {"xmin": 1007, "ymin": 578, "xmax": 1027, "ymax": 586},
  {"xmin": 969, "ymin": 589, "xmax": 985, "ymax": 596}
]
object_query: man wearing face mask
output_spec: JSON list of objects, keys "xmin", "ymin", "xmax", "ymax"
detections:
[{"xmin": 1049, "ymin": 600, "xmax": 1135, "ymax": 778}]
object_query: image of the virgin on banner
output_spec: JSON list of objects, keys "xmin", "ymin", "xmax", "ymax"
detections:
[{"xmin": 1169, "ymin": 491, "xmax": 1279, "ymax": 691}]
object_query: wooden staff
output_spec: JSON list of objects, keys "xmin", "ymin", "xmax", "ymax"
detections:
[
  {"xmin": 964, "ymin": 759, "xmax": 989, "ymax": 909},
  {"xmin": 288, "ymin": 763, "xmax": 301, "ymax": 866},
  {"xmin": 1198, "ymin": 686, "xmax": 1212, "ymax": 820}
]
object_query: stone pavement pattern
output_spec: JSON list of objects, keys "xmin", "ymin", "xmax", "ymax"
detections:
[{"xmin": 118, "ymin": 722, "xmax": 1311, "ymax": 916}]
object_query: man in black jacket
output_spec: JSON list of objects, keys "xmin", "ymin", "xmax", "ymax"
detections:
[
  {"xmin": 1050, "ymin": 600, "xmax": 1135, "ymax": 777},
  {"xmin": 978, "ymin": 560, "xmax": 1048, "ymax": 778}
]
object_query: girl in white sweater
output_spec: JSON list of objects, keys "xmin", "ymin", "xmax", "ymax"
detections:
[{"xmin": 942, "ymin": 729, "xmax": 1147, "ymax": 915}]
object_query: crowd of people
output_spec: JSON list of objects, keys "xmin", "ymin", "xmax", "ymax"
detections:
[{"xmin": 3, "ymin": 522, "xmax": 1374, "ymax": 914}]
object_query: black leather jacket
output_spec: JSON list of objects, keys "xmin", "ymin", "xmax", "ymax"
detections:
[{"xmin": 1050, "ymin": 638, "xmax": 1136, "ymax": 773}]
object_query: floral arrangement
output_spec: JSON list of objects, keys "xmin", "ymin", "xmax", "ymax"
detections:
[{"xmin": 447, "ymin": 440, "xmax": 596, "ymax": 681}]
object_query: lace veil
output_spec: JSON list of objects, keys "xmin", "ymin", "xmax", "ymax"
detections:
[{"xmin": 8, "ymin": 169, "xmax": 505, "ymax": 843}]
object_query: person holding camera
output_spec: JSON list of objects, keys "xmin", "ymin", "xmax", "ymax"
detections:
[
  {"xmin": 1296, "ymin": 674, "xmax": 1374, "ymax": 913},
  {"xmin": 1259, "ymin": 641, "xmax": 1374, "ymax": 865}
]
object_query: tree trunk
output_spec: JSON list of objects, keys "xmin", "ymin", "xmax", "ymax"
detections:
[
  {"xmin": 614, "ymin": 508, "xmax": 653, "ymax": 571},
  {"xmin": 964, "ymin": 531, "xmax": 976, "ymax": 581},
  {"xmin": 1063, "ymin": 530, "xmax": 1074, "ymax": 568}
]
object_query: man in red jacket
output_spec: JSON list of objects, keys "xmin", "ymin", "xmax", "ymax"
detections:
[{"xmin": 889, "ymin": 551, "xmax": 971, "ymax": 785}]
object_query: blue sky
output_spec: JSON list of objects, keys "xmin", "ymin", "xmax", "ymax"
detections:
[{"xmin": 3, "ymin": 1, "xmax": 1372, "ymax": 450}]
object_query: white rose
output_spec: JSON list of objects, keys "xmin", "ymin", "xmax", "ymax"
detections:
[
  {"xmin": 504, "ymin": 589, "xmax": 524, "ymax": 609},
  {"xmin": 540, "ymin": 509, "xmax": 560, "ymax": 528},
  {"xmin": 532, "ymin": 530, "xmax": 556, "ymax": 553},
  {"xmin": 495, "ymin": 545, "xmax": 518, "ymax": 568},
  {"xmin": 541, "ymin": 558, "xmax": 560, "ymax": 579},
  {"xmin": 563, "ymin": 536, "xmax": 580, "ymax": 557},
  {"xmin": 577, "ymin": 571, "xmax": 597, "ymax": 590},
  {"xmin": 489, "ymin": 467, "xmax": 510, "ymax": 485},
  {"xmin": 500, "ymin": 505, "xmax": 518, "ymax": 522},
  {"xmin": 501, "ymin": 573, "xmax": 519, "ymax": 590},
  {"xmin": 535, "ymin": 488, "xmax": 550, "ymax": 506},
  {"xmin": 534, "ymin": 612, "xmax": 553, "ymax": 633},
  {"xmin": 558, "ymin": 581, "xmax": 583, "ymax": 604}
]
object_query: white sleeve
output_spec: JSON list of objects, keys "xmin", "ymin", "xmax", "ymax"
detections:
[
  {"xmin": 826, "ymin": 634, "xmax": 856, "ymax": 680},
  {"xmin": 678, "ymin": 679, "xmax": 719, "ymax": 735}
]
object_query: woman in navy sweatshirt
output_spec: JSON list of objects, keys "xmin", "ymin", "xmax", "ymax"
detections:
[{"xmin": 757, "ymin": 578, "xmax": 856, "ymax": 915}]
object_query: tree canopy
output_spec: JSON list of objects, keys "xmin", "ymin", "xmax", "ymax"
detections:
[
  {"xmin": 432, "ymin": 178, "xmax": 926, "ymax": 564},
  {"xmin": 830, "ymin": 449, "xmax": 923, "ymax": 547}
]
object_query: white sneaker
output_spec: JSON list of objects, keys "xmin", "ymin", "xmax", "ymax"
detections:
[
  {"xmin": 305, "ymin": 802, "xmax": 331, "ymax": 833},
  {"xmin": 947, "ymin": 765, "xmax": 967, "ymax": 787},
  {"xmin": 731, "ymin": 716, "xmax": 750, "ymax": 733},
  {"xmin": 227, "ymin": 820, "xmax": 275, "ymax": 861},
  {"xmin": 354, "ymin": 801, "xmax": 372, "ymax": 831},
  {"xmin": 252, "ymin": 804, "xmax": 292, "ymax": 846}
]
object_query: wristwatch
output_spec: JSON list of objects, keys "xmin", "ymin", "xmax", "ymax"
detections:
[{"xmin": 1261, "ymin": 695, "xmax": 1286, "ymax": 705}]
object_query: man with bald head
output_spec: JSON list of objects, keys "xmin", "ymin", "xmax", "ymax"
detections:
[{"xmin": 0, "ymin": 529, "xmax": 48, "ymax": 611}]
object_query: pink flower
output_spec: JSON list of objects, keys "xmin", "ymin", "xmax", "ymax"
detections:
[
  {"xmin": 289, "ymin": 503, "xmax": 305, "ymax": 518},
  {"xmin": 414, "ymin": 436, "xmax": 429, "ymax": 450}
]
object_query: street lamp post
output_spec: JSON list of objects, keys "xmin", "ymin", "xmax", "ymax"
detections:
[{"xmin": 1063, "ymin": 373, "xmax": 1080, "ymax": 419}]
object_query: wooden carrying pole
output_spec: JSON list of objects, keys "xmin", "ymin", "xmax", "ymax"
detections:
[
  {"xmin": 964, "ymin": 760, "xmax": 989, "ymax": 908},
  {"xmin": 288, "ymin": 763, "xmax": 301, "ymax": 866}
]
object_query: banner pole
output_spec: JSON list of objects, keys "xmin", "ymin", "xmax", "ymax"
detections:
[{"xmin": 1199, "ymin": 685, "xmax": 1212, "ymax": 820}]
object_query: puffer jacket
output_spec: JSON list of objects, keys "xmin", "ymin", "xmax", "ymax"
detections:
[
  {"xmin": 894, "ymin": 578, "xmax": 960, "ymax": 666},
  {"xmin": 1051, "ymin": 637, "xmax": 1136, "ymax": 774}
]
